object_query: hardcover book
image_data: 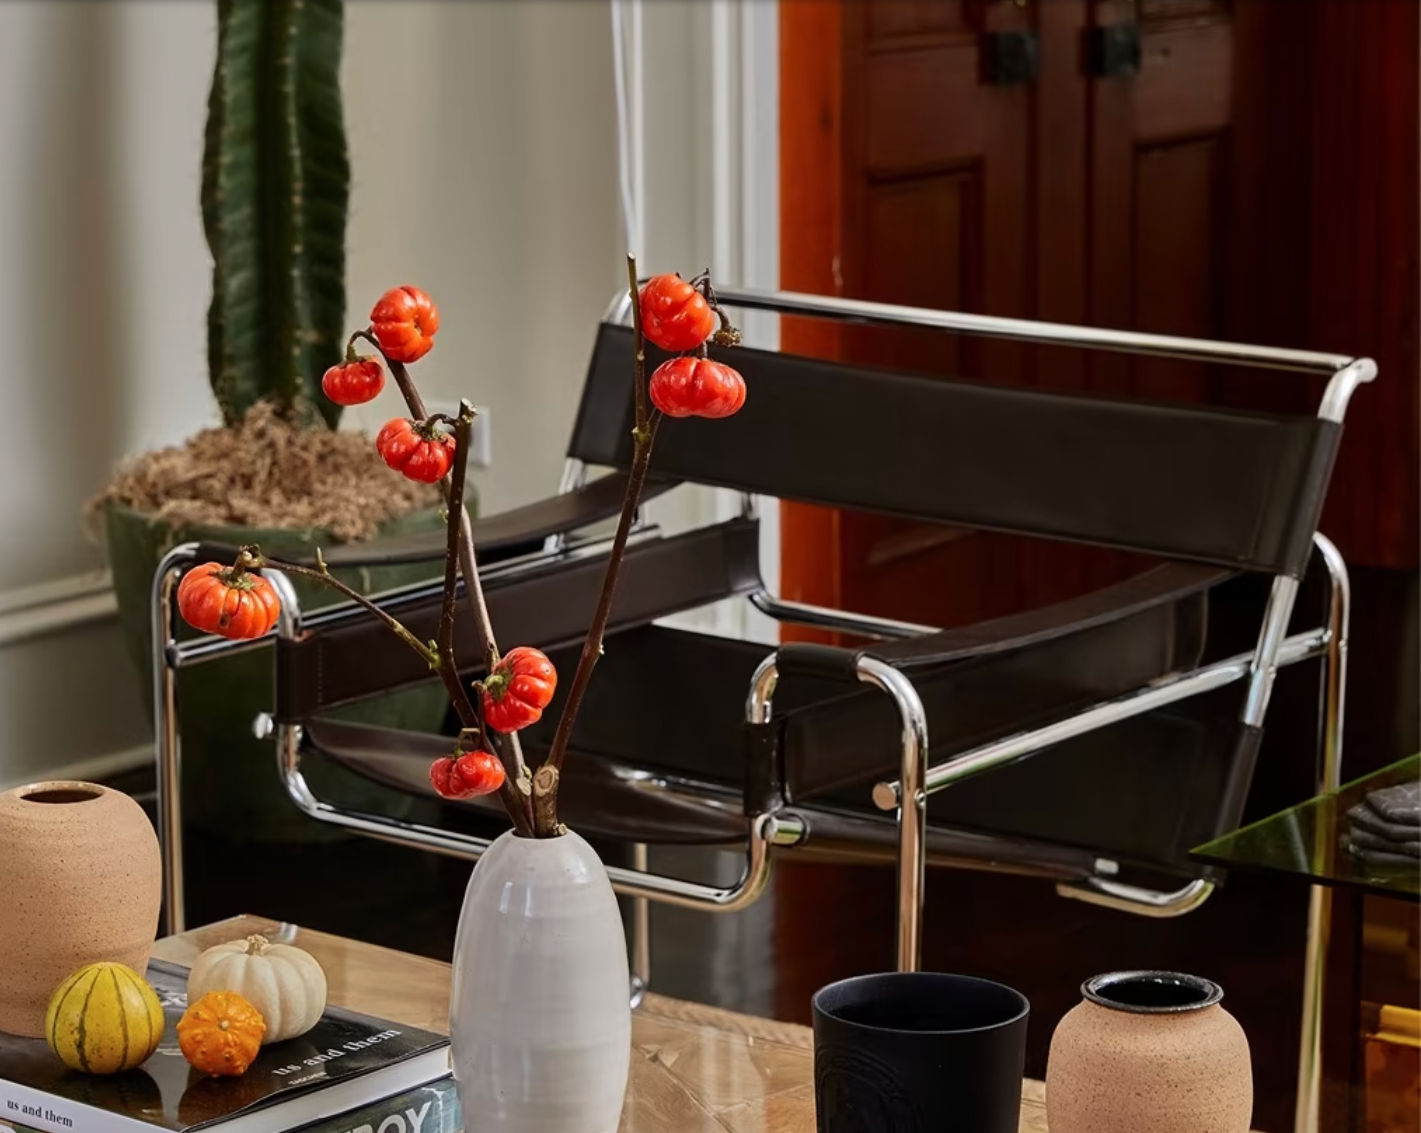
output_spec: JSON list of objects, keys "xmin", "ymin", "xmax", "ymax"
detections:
[
  {"xmin": 0, "ymin": 960, "xmax": 451, "ymax": 1133},
  {"xmin": 0, "ymin": 1077, "xmax": 461, "ymax": 1133}
]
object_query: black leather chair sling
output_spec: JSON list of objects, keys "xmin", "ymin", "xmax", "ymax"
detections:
[{"xmin": 153, "ymin": 288, "xmax": 1371, "ymax": 1131}]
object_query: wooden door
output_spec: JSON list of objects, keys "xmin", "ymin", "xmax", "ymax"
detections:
[
  {"xmin": 837, "ymin": 0, "xmax": 1040, "ymax": 631},
  {"xmin": 784, "ymin": 0, "xmax": 1416, "ymax": 622},
  {"xmin": 783, "ymin": 0, "xmax": 1192, "ymax": 634},
  {"xmin": 1089, "ymin": 0, "xmax": 1234, "ymax": 403}
]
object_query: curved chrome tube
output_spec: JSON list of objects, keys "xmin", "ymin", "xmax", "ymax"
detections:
[
  {"xmin": 873, "ymin": 627, "xmax": 1329, "ymax": 810},
  {"xmin": 609, "ymin": 281, "xmax": 1363, "ymax": 369},
  {"xmin": 855, "ymin": 657, "xmax": 930, "ymax": 972},
  {"xmin": 1056, "ymin": 877, "xmax": 1214, "ymax": 918},
  {"xmin": 605, "ymin": 285, "xmax": 1374, "ymax": 422},
  {"xmin": 265, "ymin": 570, "xmax": 796, "ymax": 914},
  {"xmin": 746, "ymin": 653, "xmax": 778, "ymax": 724},
  {"xmin": 1317, "ymin": 357, "xmax": 1377, "ymax": 423},
  {"xmin": 749, "ymin": 589, "xmax": 936, "ymax": 640},
  {"xmin": 274, "ymin": 716, "xmax": 797, "ymax": 912},
  {"xmin": 1293, "ymin": 532, "xmax": 1352, "ymax": 1133},
  {"xmin": 153, "ymin": 543, "xmax": 201, "ymax": 934}
]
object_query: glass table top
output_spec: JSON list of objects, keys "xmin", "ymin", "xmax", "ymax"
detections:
[{"xmin": 1193, "ymin": 754, "xmax": 1420, "ymax": 900}]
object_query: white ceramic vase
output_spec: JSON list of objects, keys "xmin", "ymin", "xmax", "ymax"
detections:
[{"xmin": 450, "ymin": 829, "xmax": 631, "ymax": 1133}]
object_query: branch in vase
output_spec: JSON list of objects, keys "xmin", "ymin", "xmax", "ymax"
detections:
[
  {"xmin": 534, "ymin": 254, "xmax": 661, "ymax": 834},
  {"xmin": 436, "ymin": 408, "xmax": 534, "ymax": 833},
  {"xmin": 357, "ymin": 327, "xmax": 534, "ymax": 803},
  {"xmin": 531, "ymin": 765, "xmax": 562, "ymax": 838},
  {"xmin": 539, "ymin": 413, "xmax": 660, "ymax": 780},
  {"xmin": 627, "ymin": 254, "xmax": 648, "ymax": 430}
]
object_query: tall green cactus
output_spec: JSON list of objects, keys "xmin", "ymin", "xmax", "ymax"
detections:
[{"xmin": 202, "ymin": 0, "xmax": 349, "ymax": 429}]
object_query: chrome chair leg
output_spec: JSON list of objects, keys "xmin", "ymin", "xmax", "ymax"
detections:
[
  {"xmin": 1294, "ymin": 534, "xmax": 1350, "ymax": 1133},
  {"xmin": 750, "ymin": 654, "xmax": 930, "ymax": 972},
  {"xmin": 855, "ymin": 658, "xmax": 929, "ymax": 973},
  {"xmin": 154, "ymin": 544, "xmax": 202, "ymax": 936},
  {"xmin": 630, "ymin": 842, "xmax": 650, "ymax": 1008}
]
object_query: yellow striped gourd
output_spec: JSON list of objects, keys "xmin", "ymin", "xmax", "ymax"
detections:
[{"xmin": 45, "ymin": 962, "xmax": 164, "ymax": 1074}]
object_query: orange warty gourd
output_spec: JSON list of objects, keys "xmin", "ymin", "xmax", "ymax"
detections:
[
  {"xmin": 177, "ymin": 563, "xmax": 281, "ymax": 640},
  {"xmin": 177, "ymin": 990, "xmax": 266, "ymax": 1077}
]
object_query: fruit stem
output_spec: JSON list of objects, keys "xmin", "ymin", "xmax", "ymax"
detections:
[{"xmin": 236, "ymin": 547, "xmax": 439, "ymax": 669}]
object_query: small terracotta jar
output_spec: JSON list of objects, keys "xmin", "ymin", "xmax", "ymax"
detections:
[
  {"xmin": 1046, "ymin": 971, "xmax": 1253, "ymax": 1133},
  {"xmin": 0, "ymin": 781, "xmax": 161, "ymax": 1036}
]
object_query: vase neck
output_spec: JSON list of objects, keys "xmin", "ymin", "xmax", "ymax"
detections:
[{"xmin": 1082, "ymin": 971, "xmax": 1224, "ymax": 1015}]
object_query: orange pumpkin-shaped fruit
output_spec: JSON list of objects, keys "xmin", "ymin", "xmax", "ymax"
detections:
[{"xmin": 176, "ymin": 991, "xmax": 265, "ymax": 1077}]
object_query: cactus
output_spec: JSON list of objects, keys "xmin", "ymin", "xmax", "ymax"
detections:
[{"xmin": 202, "ymin": 0, "xmax": 349, "ymax": 429}]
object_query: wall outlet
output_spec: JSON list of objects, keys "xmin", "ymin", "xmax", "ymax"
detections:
[
  {"xmin": 425, "ymin": 401, "xmax": 492, "ymax": 468},
  {"xmin": 468, "ymin": 406, "xmax": 492, "ymax": 468}
]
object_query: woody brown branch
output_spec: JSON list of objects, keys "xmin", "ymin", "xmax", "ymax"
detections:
[
  {"xmin": 357, "ymin": 328, "xmax": 535, "ymax": 817},
  {"xmin": 535, "ymin": 254, "xmax": 661, "ymax": 834},
  {"xmin": 438, "ymin": 406, "xmax": 535, "ymax": 833}
]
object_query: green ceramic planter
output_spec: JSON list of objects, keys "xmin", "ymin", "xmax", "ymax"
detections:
[{"xmin": 105, "ymin": 501, "xmax": 454, "ymax": 843}]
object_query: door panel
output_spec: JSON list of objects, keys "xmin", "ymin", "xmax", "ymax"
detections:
[
  {"xmin": 1131, "ymin": 136, "xmax": 1223, "ymax": 401},
  {"xmin": 833, "ymin": 0, "xmax": 1039, "ymax": 631},
  {"xmin": 861, "ymin": 170, "xmax": 980, "ymax": 376},
  {"xmin": 865, "ymin": 0, "xmax": 969, "ymax": 42},
  {"xmin": 1089, "ymin": 0, "xmax": 1234, "ymax": 402}
]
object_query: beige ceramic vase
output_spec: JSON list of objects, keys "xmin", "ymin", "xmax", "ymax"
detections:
[
  {"xmin": 0, "ymin": 781, "xmax": 162, "ymax": 1036},
  {"xmin": 1046, "ymin": 971, "xmax": 1253, "ymax": 1133}
]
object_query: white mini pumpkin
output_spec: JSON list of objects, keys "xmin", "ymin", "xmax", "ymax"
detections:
[{"xmin": 186, "ymin": 934, "xmax": 327, "ymax": 1044}]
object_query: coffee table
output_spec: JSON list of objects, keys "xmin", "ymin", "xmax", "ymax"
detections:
[{"xmin": 154, "ymin": 914, "xmax": 1053, "ymax": 1132}]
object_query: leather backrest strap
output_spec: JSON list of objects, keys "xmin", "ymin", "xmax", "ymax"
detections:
[{"xmin": 572, "ymin": 324, "xmax": 1340, "ymax": 577}]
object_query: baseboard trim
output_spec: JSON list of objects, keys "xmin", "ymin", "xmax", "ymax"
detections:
[
  {"xmin": 0, "ymin": 743, "xmax": 149, "ymax": 793},
  {"xmin": 0, "ymin": 571, "xmax": 118, "ymax": 649}
]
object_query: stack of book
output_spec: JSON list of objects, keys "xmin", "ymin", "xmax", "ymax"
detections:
[{"xmin": 0, "ymin": 960, "xmax": 460, "ymax": 1133}]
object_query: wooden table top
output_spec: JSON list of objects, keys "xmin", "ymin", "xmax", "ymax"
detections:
[{"xmin": 155, "ymin": 915, "xmax": 1052, "ymax": 1133}]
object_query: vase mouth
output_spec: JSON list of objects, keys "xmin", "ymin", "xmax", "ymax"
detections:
[
  {"xmin": 1082, "ymin": 971, "xmax": 1224, "ymax": 1014},
  {"xmin": 17, "ymin": 781, "xmax": 104, "ymax": 805}
]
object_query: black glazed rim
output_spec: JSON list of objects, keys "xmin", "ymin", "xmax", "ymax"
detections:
[
  {"xmin": 812, "ymin": 972, "xmax": 1030, "ymax": 1034},
  {"xmin": 1081, "ymin": 970, "xmax": 1224, "ymax": 1014}
]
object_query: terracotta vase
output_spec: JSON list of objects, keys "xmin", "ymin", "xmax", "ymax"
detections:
[
  {"xmin": 0, "ymin": 781, "xmax": 162, "ymax": 1037},
  {"xmin": 1046, "ymin": 970, "xmax": 1253, "ymax": 1133}
]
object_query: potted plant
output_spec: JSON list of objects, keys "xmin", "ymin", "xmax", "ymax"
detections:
[
  {"xmin": 174, "ymin": 260, "xmax": 746, "ymax": 1133},
  {"xmin": 94, "ymin": 0, "xmax": 448, "ymax": 841}
]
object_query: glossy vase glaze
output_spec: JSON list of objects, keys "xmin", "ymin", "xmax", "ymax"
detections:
[
  {"xmin": 1046, "ymin": 971, "xmax": 1253, "ymax": 1133},
  {"xmin": 451, "ymin": 829, "xmax": 631, "ymax": 1133},
  {"xmin": 0, "ymin": 781, "xmax": 162, "ymax": 1036}
]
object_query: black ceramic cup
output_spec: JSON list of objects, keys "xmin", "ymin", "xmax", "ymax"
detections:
[{"xmin": 812, "ymin": 972, "xmax": 1029, "ymax": 1133}]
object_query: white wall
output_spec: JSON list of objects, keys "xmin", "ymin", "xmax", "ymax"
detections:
[
  {"xmin": 0, "ymin": 0, "xmax": 781, "ymax": 1015},
  {"xmin": 0, "ymin": 0, "xmax": 778, "ymax": 789},
  {"xmin": 627, "ymin": 0, "xmax": 781, "ymax": 644},
  {"xmin": 337, "ymin": 0, "xmax": 622, "ymax": 515},
  {"xmin": 0, "ymin": 0, "xmax": 622, "ymax": 785},
  {"xmin": 0, "ymin": 0, "xmax": 217, "ymax": 788}
]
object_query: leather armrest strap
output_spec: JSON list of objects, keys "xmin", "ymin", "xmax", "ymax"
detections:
[
  {"xmin": 275, "ymin": 517, "xmax": 762, "ymax": 719},
  {"xmin": 872, "ymin": 561, "xmax": 1229, "ymax": 670},
  {"xmin": 776, "ymin": 561, "xmax": 1229, "ymax": 681}
]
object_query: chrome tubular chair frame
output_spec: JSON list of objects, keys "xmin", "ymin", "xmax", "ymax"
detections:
[{"xmin": 154, "ymin": 290, "xmax": 1371, "ymax": 1133}]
